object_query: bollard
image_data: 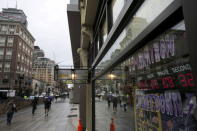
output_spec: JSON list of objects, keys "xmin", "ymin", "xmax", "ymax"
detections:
[
  {"xmin": 110, "ymin": 118, "xmax": 115, "ymax": 131},
  {"xmin": 77, "ymin": 119, "xmax": 83, "ymax": 131}
]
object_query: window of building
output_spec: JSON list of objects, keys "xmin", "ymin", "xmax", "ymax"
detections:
[
  {"xmin": 111, "ymin": 0, "xmax": 125, "ymax": 24},
  {"xmin": 19, "ymin": 41, "xmax": 22, "ymax": 48},
  {"xmin": 9, "ymin": 25, "xmax": 15, "ymax": 34},
  {"xmin": 4, "ymin": 62, "xmax": 10, "ymax": 72},
  {"xmin": 1, "ymin": 25, "xmax": 8, "ymax": 33},
  {"xmin": 0, "ymin": 36, "xmax": 6, "ymax": 46},
  {"xmin": 7, "ymin": 37, "xmax": 14, "ymax": 47},
  {"xmin": 5, "ymin": 48, "xmax": 12, "ymax": 59},
  {"xmin": 17, "ymin": 65, "xmax": 20, "ymax": 71},
  {"xmin": 0, "ymin": 48, "xmax": 4, "ymax": 59},
  {"xmin": 0, "ymin": 63, "xmax": 2, "ymax": 71},
  {"xmin": 18, "ymin": 53, "xmax": 21, "ymax": 59}
]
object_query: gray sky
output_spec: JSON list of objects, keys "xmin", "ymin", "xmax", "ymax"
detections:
[{"xmin": 0, "ymin": 0, "xmax": 73, "ymax": 66}]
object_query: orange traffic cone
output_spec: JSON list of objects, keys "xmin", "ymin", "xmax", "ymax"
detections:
[
  {"xmin": 110, "ymin": 118, "xmax": 115, "ymax": 131},
  {"xmin": 77, "ymin": 119, "xmax": 83, "ymax": 131}
]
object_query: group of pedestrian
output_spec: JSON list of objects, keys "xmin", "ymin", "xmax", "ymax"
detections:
[
  {"xmin": 5, "ymin": 96, "xmax": 53, "ymax": 126},
  {"xmin": 107, "ymin": 95, "xmax": 127, "ymax": 112},
  {"xmin": 107, "ymin": 96, "xmax": 118, "ymax": 112},
  {"xmin": 32, "ymin": 96, "xmax": 52, "ymax": 116}
]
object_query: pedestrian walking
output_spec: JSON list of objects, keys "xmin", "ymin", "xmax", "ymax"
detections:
[
  {"xmin": 55, "ymin": 95, "xmax": 58, "ymax": 102},
  {"xmin": 6, "ymin": 100, "xmax": 17, "ymax": 125},
  {"xmin": 44, "ymin": 97, "xmax": 51, "ymax": 116},
  {"xmin": 122, "ymin": 97, "xmax": 127, "ymax": 112},
  {"xmin": 32, "ymin": 97, "xmax": 38, "ymax": 115},
  {"xmin": 112, "ymin": 96, "xmax": 118, "ymax": 112},
  {"xmin": 107, "ymin": 96, "xmax": 111, "ymax": 108}
]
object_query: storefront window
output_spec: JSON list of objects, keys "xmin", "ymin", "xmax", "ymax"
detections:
[
  {"xmin": 125, "ymin": 21, "xmax": 197, "ymax": 131},
  {"xmin": 96, "ymin": 0, "xmax": 174, "ymax": 74},
  {"xmin": 95, "ymin": 67, "xmax": 135, "ymax": 131},
  {"xmin": 95, "ymin": 20, "xmax": 197, "ymax": 131},
  {"xmin": 111, "ymin": 0, "xmax": 126, "ymax": 24}
]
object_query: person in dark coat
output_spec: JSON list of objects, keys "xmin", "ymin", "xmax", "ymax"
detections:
[
  {"xmin": 32, "ymin": 97, "xmax": 38, "ymax": 115},
  {"xmin": 6, "ymin": 100, "xmax": 16, "ymax": 125},
  {"xmin": 44, "ymin": 97, "xmax": 51, "ymax": 116},
  {"xmin": 113, "ymin": 96, "xmax": 118, "ymax": 112},
  {"xmin": 107, "ymin": 96, "xmax": 111, "ymax": 108}
]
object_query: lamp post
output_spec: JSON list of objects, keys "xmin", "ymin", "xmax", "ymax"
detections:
[{"xmin": 18, "ymin": 74, "xmax": 24, "ymax": 97}]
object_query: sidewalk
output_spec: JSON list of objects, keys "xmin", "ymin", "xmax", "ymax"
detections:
[
  {"xmin": 95, "ymin": 100, "xmax": 135, "ymax": 131},
  {"xmin": 0, "ymin": 99, "xmax": 79, "ymax": 131}
]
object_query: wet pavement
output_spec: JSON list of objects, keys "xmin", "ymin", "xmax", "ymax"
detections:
[
  {"xmin": 0, "ymin": 99, "xmax": 78, "ymax": 131},
  {"xmin": 95, "ymin": 100, "xmax": 135, "ymax": 131}
]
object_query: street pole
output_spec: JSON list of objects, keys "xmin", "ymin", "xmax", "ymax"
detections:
[{"xmin": 19, "ymin": 77, "xmax": 22, "ymax": 97}]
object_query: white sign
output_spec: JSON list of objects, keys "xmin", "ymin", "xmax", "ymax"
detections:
[{"xmin": 7, "ymin": 90, "xmax": 16, "ymax": 97}]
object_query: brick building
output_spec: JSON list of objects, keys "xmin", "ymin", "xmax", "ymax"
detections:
[{"xmin": 0, "ymin": 8, "xmax": 35, "ymax": 96}]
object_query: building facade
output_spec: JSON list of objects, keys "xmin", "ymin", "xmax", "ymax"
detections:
[
  {"xmin": 32, "ymin": 57, "xmax": 55, "ymax": 87},
  {"xmin": 0, "ymin": 8, "xmax": 35, "ymax": 96},
  {"xmin": 33, "ymin": 46, "xmax": 44, "ymax": 61},
  {"xmin": 72, "ymin": 0, "xmax": 197, "ymax": 131}
]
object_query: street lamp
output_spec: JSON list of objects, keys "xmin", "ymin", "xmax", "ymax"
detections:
[
  {"xmin": 108, "ymin": 73, "xmax": 116, "ymax": 80},
  {"xmin": 18, "ymin": 74, "xmax": 24, "ymax": 97},
  {"xmin": 71, "ymin": 69, "xmax": 76, "ymax": 81}
]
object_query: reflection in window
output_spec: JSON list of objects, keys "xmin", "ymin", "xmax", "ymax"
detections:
[
  {"xmin": 96, "ymin": 0, "xmax": 174, "ymax": 73},
  {"xmin": 111, "ymin": 0, "xmax": 125, "ymax": 24},
  {"xmin": 101, "ymin": 19, "xmax": 108, "ymax": 44}
]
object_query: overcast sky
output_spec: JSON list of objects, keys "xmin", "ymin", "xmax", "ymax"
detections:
[{"xmin": 0, "ymin": 0, "xmax": 73, "ymax": 66}]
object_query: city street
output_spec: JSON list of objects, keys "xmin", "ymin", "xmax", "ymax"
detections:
[
  {"xmin": 0, "ymin": 99, "xmax": 77, "ymax": 131},
  {"xmin": 95, "ymin": 100, "xmax": 135, "ymax": 131}
]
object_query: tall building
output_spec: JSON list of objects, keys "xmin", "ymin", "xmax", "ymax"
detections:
[
  {"xmin": 0, "ymin": 8, "xmax": 28, "ymax": 27},
  {"xmin": 0, "ymin": 8, "xmax": 35, "ymax": 95},
  {"xmin": 33, "ymin": 46, "xmax": 44, "ymax": 61},
  {"xmin": 32, "ymin": 57, "xmax": 55, "ymax": 87}
]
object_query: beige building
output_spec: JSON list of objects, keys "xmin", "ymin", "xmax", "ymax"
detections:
[{"xmin": 32, "ymin": 57, "xmax": 55, "ymax": 87}]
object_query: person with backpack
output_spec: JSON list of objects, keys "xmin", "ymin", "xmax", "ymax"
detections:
[
  {"xmin": 6, "ymin": 100, "xmax": 17, "ymax": 125},
  {"xmin": 44, "ymin": 97, "xmax": 51, "ymax": 116}
]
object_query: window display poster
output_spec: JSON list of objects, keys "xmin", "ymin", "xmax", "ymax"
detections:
[{"xmin": 135, "ymin": 90, "xmax": 197, "ymax": 131}]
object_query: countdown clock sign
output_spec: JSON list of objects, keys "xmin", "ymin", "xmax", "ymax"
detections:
[{"xmin": 137, "ymin": 63, "xmax": 195, "ymax": 89}]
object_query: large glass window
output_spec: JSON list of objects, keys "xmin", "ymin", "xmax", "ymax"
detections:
[
  {"xmin": 111, "ymin": 0, "xmax": 125, "ymax": 24},
  {"xmin": 101, "ymin": 19, "xmax": 108, "ymax": 44},
  {"xmin": 96, "ymin": 0, "xmax": 174, "ymax": 73},
  {"xmin": 95, "ymin": 20, "xmax": 197, "ymax": 131}
]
